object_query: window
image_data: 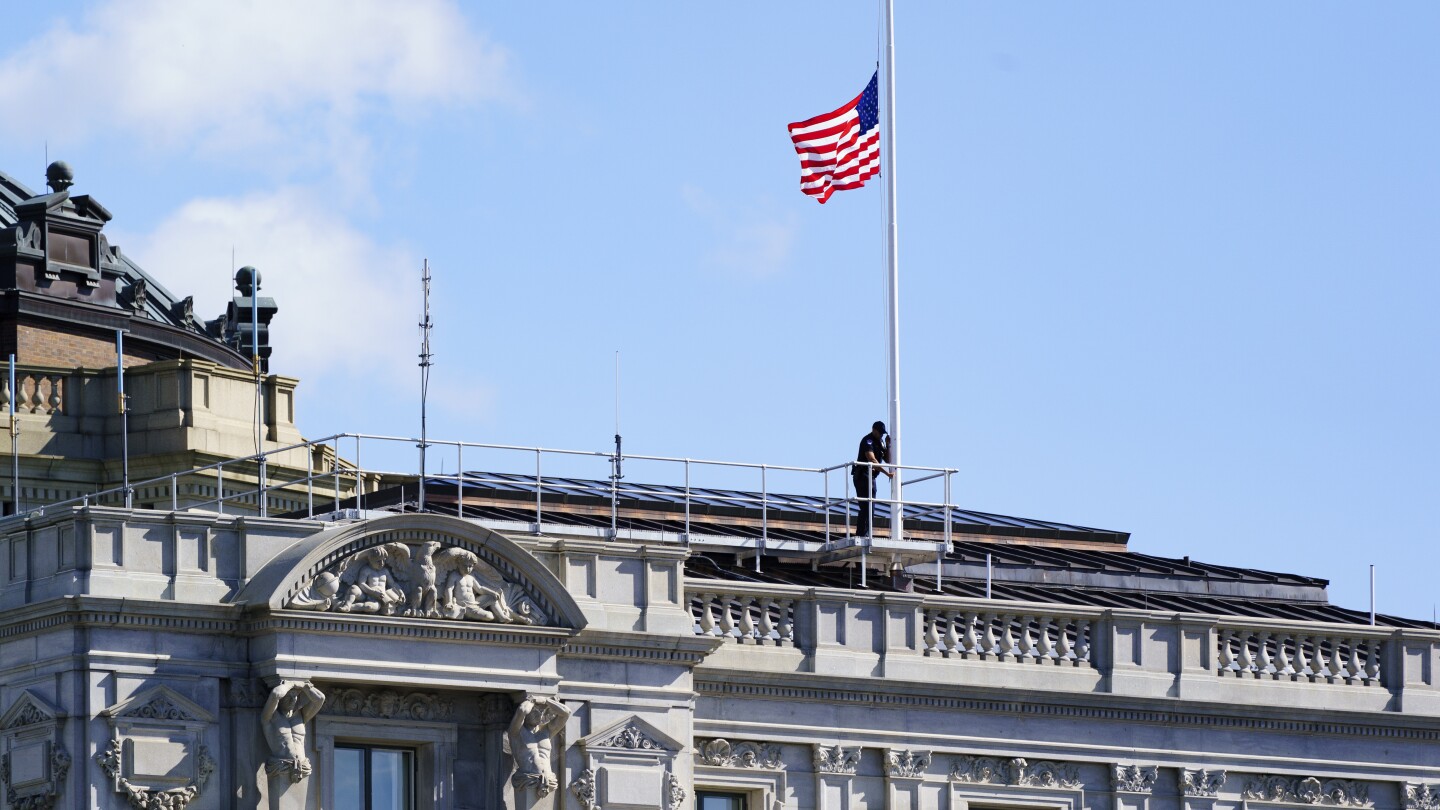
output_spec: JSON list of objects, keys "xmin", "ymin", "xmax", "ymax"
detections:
[
  {"xmin": 697, "ymin": 791, "xmax": 749, "ymax": 810},
  {"xmin": 334, "ymin": 744, "xmax": 414, "ymax": 810}
]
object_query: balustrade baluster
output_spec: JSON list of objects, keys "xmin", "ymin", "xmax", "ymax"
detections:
[
  {"xmin": 1256, "ymin": 631, "xmax": 1272, "ymax": 678},
  {"xmin": 718, "ymin": 594, "xmax": 737, "ymax": 640},
  {"xmin": 778, "ymin": 599, "xmax": 794, "ymax": 646},
  {"xmin": 1055, "ymin": 618, "xmax": 1072, "ymax": 664},
  {"xmin": 758, "ymin": 597, "xmax": 775, "ymax": 644},
  {"xmin": 1074, "ymin": 620, "xmax": 1090, "ymax": 665},
  {"xmin": 697, "ymin": 594, "xmax": 715, "ymax": 635},
  {"xmin": 999, "ymin": 615, "xmax": 1017, "ymax": 661},
  {"xmin": 1296, "ymin": 635, "xmax": 1315, "ymax": 680},
  {"xmin": 922, "ymin": 610, "xmax": 940, "ymax": 655},
  {"xmin": 1018, "ymin": 615, "xmax": 1036, "ymax": 662},
  {"xmin": 944, "ymin": 611, "xmax": 961, "ymax": 657},
  {"xmin": 1037, "ymin": 616, "xmax": 1055, "ymax": 662},
  {"xmin": 27, "ymin": 376, "xmax": 42, "ymax": 413},
  {"xmin": 961, "ymin": 611, "xmax": 979, "ymax": 658},
  {"xmin": 1217, "ymin": 630, "xmax": 1235, "ymax": 674},
  {"xmin": 1238, "ymin": 631, "xmax": 1256, "ymax": 676},
  {"xmin": 981, "ymin": 613, "xmax": 998, "ymax": 659},
  {"xmin": 1327, "ymin": 636, "xmax": 1344, "ymax": 683},
  {"xmin": 737, "ymin": 596, "xmax": 757, "ymax": 643},
  {"xmin": 1364, "ymin": 639, "xmax": 1380, "ymax": 683},
  {"xmin": 1274, "ymin": 634, "xmax": 1292, "ymax": 677},
  {"xmin": 1345, "ymin": 637, "xmax": 1362, "ymax": 684}
]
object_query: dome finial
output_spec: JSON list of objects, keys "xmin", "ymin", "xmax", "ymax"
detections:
[{"xmin": 45, "ymin": 161, "xmax": 73, "ymax": 193}]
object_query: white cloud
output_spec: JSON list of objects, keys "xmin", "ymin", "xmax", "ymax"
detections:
[
  {"xmin": 120, "ymin": 188, "xmax": 417, "ymax": 386},
  {"xmin": 681, "ymin": 185, "xmax": 797, "ymax": 277},
  {"xmin": 0, "ymin": 0, "xmax": 512, "ymax": 186}
]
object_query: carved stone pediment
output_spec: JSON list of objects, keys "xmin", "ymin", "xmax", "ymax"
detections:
[
  {"xmin": 101, "ymin": 685, "xmax": 213, "ymax": 726},
  {"xmin": 583, "ymin": 716, "xmax": 682, "ymax": 754},
  {"xmin": 240, "ymin": 516, "xmax": 586, "ymax": 632},
  {"xmin": 0, "ymin": 693, "xmax": 60, "ymax": 732}
]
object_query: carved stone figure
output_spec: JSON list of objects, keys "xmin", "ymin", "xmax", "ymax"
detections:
[
  {"xmin": 408, "ymin": 541, "xmax": 443, "ymax": 618},
  {"xmin": 506, "ymin": 696, "xmax": 572, "ymax": 797},
  {"xmin": 440, "ymin": 548, "xmax": 532, "ymax": 624},
  {"xmin": 665, "ymin": 770, "xmax": 686, "ymax": 810},
  {"xmin": 569, "ymin": 769, "xmax": 598, "ymax": 810},
  {"xmin": 262, "ymin": 681, "xmax": 325, "ymax": 784},
  {"xmin": 336, "ymin": 543, "xmax": 410, "ymax": 615},
  {"xmin": 285, "ymin": 540, "xmax": 549, "ymax": 626}
]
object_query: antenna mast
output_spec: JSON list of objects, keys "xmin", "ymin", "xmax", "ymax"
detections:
[
  {"xmin": 418, "ymin": 259, "xmax": 433, "ymax": 511},
  {"xmin": 610, "ymin": 351, "xmax": 622, "ymax": 538}
]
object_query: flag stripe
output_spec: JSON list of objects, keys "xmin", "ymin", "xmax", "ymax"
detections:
[{"xmin": 787, "ymin": 71, "xmax": 880, "ymax": 204}]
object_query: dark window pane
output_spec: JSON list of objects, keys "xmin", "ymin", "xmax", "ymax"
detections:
[{"xmin": 334, "ymin": 747, "xmax": 364, "ymax": 810}]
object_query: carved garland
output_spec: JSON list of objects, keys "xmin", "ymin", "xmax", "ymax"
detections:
[
  {"xmin": 96, "ymin": 739, "xmax": 215, "ymax": 810},
  {"xmin": 569, "ymin": 768, "xmax": 598, "ymax": 810},
  {"xmin": 320, "ymin": 687, "xmax": 456, "ymax": 722},
  {"xmin": 666, "ymin": 771, "xmax": 686, "ymax": 810},
  {"xmin": 697, "ymin": 738, "xmax": 784, "ymax": 770},
  {"xmin": 1242, "ymin": 775, "xmax": 1370, "ymax": 807},
  {"xmin": 1182, "ymin": 769, "xmax": 1227, "ymax": 798},
  {"xmin": 951, "ymin": 756, "xmax": 1082, "ymax": 789}
]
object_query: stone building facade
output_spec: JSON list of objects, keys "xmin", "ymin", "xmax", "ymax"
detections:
[{"xmin": 0, "ymin": 166, "xmax": 1437, "ymax": 809}]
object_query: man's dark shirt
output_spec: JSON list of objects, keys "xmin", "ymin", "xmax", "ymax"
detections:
[{"xmin": 855, "ymin": 433, "xmax": 887, "ymax": 478}]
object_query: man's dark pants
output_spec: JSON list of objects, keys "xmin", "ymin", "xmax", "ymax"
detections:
[{"xmin": 853, "ymin": 471, "xmax": 875, "ymax": 537}]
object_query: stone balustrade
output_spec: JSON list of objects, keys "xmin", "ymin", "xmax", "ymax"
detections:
[
  {"xmin": 685, "ymin": 580, "xmax": 1440, "ymax": 717},
  {"xmin": 922, "ymin": 607, "xmax": 1095, "ymax": 666},
  {"xmin": 1215, "ymin": 619, "xmax": 1385, "ymax": 686}
]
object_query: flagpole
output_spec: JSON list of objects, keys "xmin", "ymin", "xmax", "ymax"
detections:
[{"xmin": 882, "ymin": 0, "xmax": 903, "ymax": 542}]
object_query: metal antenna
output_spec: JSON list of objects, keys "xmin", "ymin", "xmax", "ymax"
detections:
[
  {"xmin": 8, "ymin": 354, "xmax": 18, "ymax": 514},
  {"xmin": 418, "ymin": 259, "xmax": 433, "ymax": 512},
  {"xmin": 117, "ymin": 330, "xmax": 131, "ymax": 508},
  {"xmin": 1369, "ymin": 564, "xmax": 1376, "ymax": 626},
  {"xmin": 610, "ymin": 351, "xmax": 622, "ymax": 539}
]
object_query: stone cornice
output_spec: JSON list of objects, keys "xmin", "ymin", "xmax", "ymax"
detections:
[
  {"xmin": 251, "ymin": 610, "xmax": 574, "ymax": 648},
  {"xmin": 693, "ymin": 677, "xmax": 1440, "ymax": 743},
  {"xmin": 561, "ymin": 629, "xmax": 723, "ymax": 665}
]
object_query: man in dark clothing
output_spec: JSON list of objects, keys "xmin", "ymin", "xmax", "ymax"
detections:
[{"xmin": 853, "ymin": 421, "xmax": 892, "ymax": 537}]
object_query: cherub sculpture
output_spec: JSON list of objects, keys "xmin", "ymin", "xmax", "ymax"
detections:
[
  {"xmin": 335, "ymin": 543, "xmax": 411, "ymax": 615},
  {"xmin": 436, "ymin": 548, "xmax": 533, "ymax": 625}
]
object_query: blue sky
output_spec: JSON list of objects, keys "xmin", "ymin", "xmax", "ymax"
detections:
[{"xmin": 1, "ymin": 2, "xmax": 1435, "ymax": 622}]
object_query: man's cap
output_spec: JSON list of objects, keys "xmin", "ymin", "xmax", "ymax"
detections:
[{"xmin": 872, "ymin": 420, "xmax": 887, "ymax": 433}]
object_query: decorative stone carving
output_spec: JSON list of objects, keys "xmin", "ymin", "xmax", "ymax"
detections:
[
  {"xmin": 223, "ymin": 678, "xmax": 265, "ymax": 709},
  {"xmin": 1182, "ymin": 769, "xmax": 1227, "ymax": 798},
  {"xmin": 569, "ymin": 768, "xmax": 598, "ymax": 810},
  {"xmin": 126, "ymin": 278, "xmax": 148, "ymax": 312},
  {"xmin": 813, "ymin": 745, "xmax": 861, "ymax": 775},
  {"xmin": 697, "ymin": 738, "xmax": 784, "ymax": 770},
  {"xmin": 1404, "ymin": 784, "xmax": 1440, "ymax": 810},
  {"xmin": 96, "ymin": 738, "xmax": 215, "ymax": 810},
  {"xmin": 1, "ymin": 746, "xmax": 70, "ymax": 810},
  {"xmin": 596, "ymin": 723, "xmax": 666, "ymax": 751},
  {"xmin": 506, "ymin": 696, "xmax": 572, "ymax": 797},
  {"xmin": 951, "ymin": 756, "xmax": 1081, "ymax": 789},
  {"xmin": 0, "ymin": 692, "xmax": 69, "ymax": 810},
  {"xmin": 98, "ymin": 686, "xmax": 216, "ymax": 810},
  {"xmin": 1242, "ymin": 775, "xmax": 1370, "ymax": 806},
  {"xmin": 666, "ymin": 770, "xmax": 686, "ymax": 810},
  {"xmin": 173, "ymin": 296, "xmax": 196, "ymax": 328},
  {"xmin": 262, "ymin": 681, "xmax": 324, "ymax": 784},
  {"xmin": 885, "ymin": 749, "xmax": 932, "ymax": 779},
  {"xmin": 1113, "ymin": 764, "xmax": 1160, "ymax": 793},
  {"xmin": 320, "ymin": 686, "xmax": 456, "ymax": 722},
  {"xmin": 287, "ymin": 540, "xmax": 548, "ymax": 625}
]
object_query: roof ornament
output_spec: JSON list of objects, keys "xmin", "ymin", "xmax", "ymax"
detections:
[
  {"xmin": 235, "ymin": 265, "xmax": 259, "ymax": 296},
  {"xmin": 45, "ymin": 161, "xmax": 73, "ymax": 194}
]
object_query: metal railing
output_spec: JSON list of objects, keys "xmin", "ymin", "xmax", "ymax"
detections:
[{"xmin": 6, "ymin": 432, "xmax": 960, "ymax": 558}]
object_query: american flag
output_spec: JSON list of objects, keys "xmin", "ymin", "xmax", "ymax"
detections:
[{"xmin": 787, "ymin": 71, "xmax": 881, "ymax": 204}]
